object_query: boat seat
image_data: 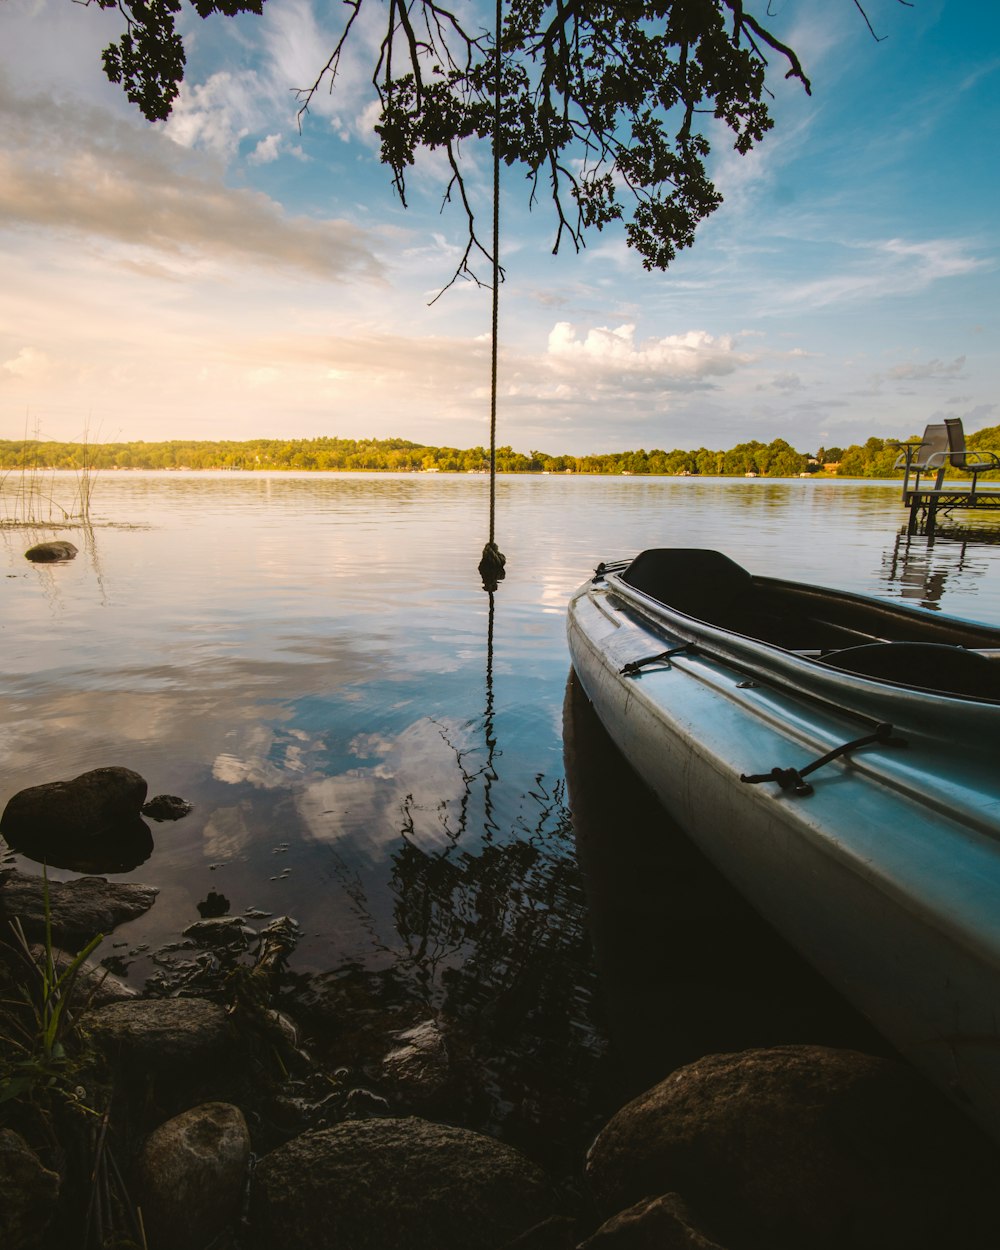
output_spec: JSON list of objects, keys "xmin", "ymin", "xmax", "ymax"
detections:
[
  {"xmin": 818, "ymin": 642, "xmax": 1000, "ymax": 700},
  {"xmin": 622, "ymin": 549, "xmax": 754, "ymax": 624}
]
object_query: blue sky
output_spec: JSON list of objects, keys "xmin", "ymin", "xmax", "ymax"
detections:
[{"xmin": 1, "ymin": 0, "xmax": 997, "ymax": 455}]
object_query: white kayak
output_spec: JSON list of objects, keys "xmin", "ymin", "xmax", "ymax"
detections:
[{"xmin": 567, "ymin": 547, "xmax": 1000, "ymax": 1140}]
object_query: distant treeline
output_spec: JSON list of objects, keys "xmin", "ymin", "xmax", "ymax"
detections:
[{"xmin": 2, "ymin": 428, "xmax": 999, "ymax": 477}]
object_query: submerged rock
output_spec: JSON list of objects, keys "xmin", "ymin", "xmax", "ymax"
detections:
[
  {"xmin": 196, "ymin": 890, "xmax": 231, "ymax": 918},
  {"xmin": 250, "ymin": 1116, "xmax": 557, "ymax": 1250},
  {"xmin": 137, "ymin": 1102, "xmax": 251, "ymax": 1250},
  {"xmin": 0, "ymin": 869, "xmax": 157, "ymax": 946},
  {"xmin": 142, "ymin": 794, "xmax": 193, "ymax": 822},
  {"xmin": 24, "ymin": 540, "xmax": 78, "ymax": 563},
  {"xmin": 380, "ymin": 1018, "xmax": 451, "ymax": 1108},
  {"xmin": 182, "ymin": 917, "xmax": 257, "ymax": 950},
  {"xmin": 586, "ymin": 1045, "xmax": 1000, "ymax": 1250}
]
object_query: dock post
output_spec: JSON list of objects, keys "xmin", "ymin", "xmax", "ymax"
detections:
[
  {"xmin": 925, "ymin": 494, "xmax": 939, "ymax": 538},
  {"xmin": 906, "ymin": 494, "xmax": 920, "ymax": 536}
]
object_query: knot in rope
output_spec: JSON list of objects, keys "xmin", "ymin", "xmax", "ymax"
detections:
[{"xmin": 479, "ymin": 541, "xmax": 507, "ymax": 592}]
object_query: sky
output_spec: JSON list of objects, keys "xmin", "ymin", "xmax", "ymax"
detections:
[{"xmin": 0, "ymin": 0, "xmax": 997, "ymax": 456}]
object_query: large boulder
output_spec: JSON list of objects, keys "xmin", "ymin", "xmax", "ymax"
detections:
[
  {"xmin": 137, "ymin": 1102, "xmax": 251, "ymax": 1250},
  {"xmin": 82, "ymin": 997, "xmax": 242, "ymax": 1122},
  {"xmin": 586, "ymin": 1045, "xmax": 999, "ymax": 1250},
  {"xmin": 82, "ymin": 998, "xmax": 232, "ymax": 1074},
  {"xmin": 0, "ymin": 1129, "xmax": 61, "ymax": 1250},
  {"xmin": 0, "ymin": 869, "xmax": 157, "ymax": 946},
  {"xmin": 1, "ymin": 768, "xmax": 150, "ymax": 871},
  {"xmin": 250, "ymin": 1116, "xmax": 557, "ymax": 1250}
]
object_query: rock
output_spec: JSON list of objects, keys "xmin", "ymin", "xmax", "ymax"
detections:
[
  {"xmin": 2, "ymin": 767, "xmax": 152, "ymax": 871},
  {"xmin": 137, "ymin": 1102, "xmax": 251, "ymax": 1250},
  {"xmin": 11, "ymin": 821, "xmax": 153, "ymax": 875},
  {"xmin": 251, "ymin": 1116, "xmax": 557, "ymax": 1250},
  {"xmin": 0, "ymin": 1128, "xmax": 61, "ymax": 1250},
  {"xmin": 585, "ymin": 1045, "xmax": 1000, "ymax": 1250},
  {"xmin": 0, "ymin": 869, "xmax": 157, "ymax": 946},
  {"xmin": 142, "ymin": 794, "xmax": 193, "ymax": 822},
  {"xmin": 196, "ymin": 890, "xmax": 231, "ymax": 918},
  {"xmin": 579, "ymin": 1194, "xmax": 727, "ymax": 1250},
  {"xmin": 340, "ymin": 1087, "xmax": 391, "ymax": 1119},
  {"xmin": 380, "ymin": 1019, "xmax": 451, "ymax": 1107},
  {"xmin": 182, "ymin": 917, "xmax": 257, "ymax": 950},
  {"xmin": 1, "ymin": 767, "xmax": 148, "ymax": 850},
  {"xmin": 82, "ymin": 997, "xmax": 232, "ymax": 1074},
  {"xmin": 24, "ymin": 540, "xmax": 78, "ymax": 563},
  {"xmin": 500, "ymin": 1214, "xmax": 581, "ymax": 1250},
  {"xmin": 27, "ymin": 943, "xmax": 137, "ymax": 1008}
]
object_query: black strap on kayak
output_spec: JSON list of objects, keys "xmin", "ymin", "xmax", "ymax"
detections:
[
  {"xmin": 740, "ymin": 722, "xmax": 908, "ymax": 797},
  {"xmin": 620, "ymin": 643, "xmax": 694, "ymax": 676}
]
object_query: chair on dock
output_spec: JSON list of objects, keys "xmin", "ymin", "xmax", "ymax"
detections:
[
  {"xmin": 892, "ymin": 423, "xmax": 950, "ymax": 493},
  {"xmin": 944, "ymin": 418, "xmax": 1000, "ymax": 497},
  {"xmin": 894, "ymin": 419, "xmax": 1000, "ymax": 535},
  {"xmin": 893, "ymin": 419, "xmax": 1000, "ymax": 495}
]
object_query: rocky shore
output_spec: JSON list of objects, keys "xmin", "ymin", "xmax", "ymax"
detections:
[{"xmin": 3, "ymin": 767, "xmax": 1000, "ymax": 1249}]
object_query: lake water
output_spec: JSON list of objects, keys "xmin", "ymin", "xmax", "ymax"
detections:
[{"xmin": 3, "ymin": 471, "xmax": 1000, "ymax": 1165}]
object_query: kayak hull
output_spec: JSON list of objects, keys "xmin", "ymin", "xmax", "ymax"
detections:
[{"xmin": 567, "ymin": 551, "xmax": 1000, "ymax": 1139}]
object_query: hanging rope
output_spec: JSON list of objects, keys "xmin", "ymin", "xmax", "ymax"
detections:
[{"xmin": 478, "ymin": 0, "xmax": 507, "ymax": 593}]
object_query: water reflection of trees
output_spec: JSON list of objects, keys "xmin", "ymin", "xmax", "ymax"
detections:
[{"xmin": 283, "ymin": 593, "xmax": 611, "ymax": 1176}]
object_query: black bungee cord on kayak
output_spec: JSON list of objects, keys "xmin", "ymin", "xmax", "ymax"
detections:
[
  {"xmin": 740, "ymin": 722, "xmax": 908, "ymax": 797},
  {"xmin": 478, "ymin": 0, "xmax": 507, "ymax": 594}
]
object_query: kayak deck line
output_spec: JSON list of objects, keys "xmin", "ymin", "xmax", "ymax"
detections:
[{"xmin": 739, "ymin": 722, "xmax": 908, "ymax": 797}]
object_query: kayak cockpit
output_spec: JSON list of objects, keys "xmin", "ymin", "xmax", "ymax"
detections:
[{"xmin": 615, "ymin": 548, "xmax": 1000, "ymax": 702}]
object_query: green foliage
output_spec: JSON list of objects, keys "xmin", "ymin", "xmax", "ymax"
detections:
[
  {"xmin": 82, "ymin": 0, "xmax": 855, "ymax": 276},
  {"xmin": 8, "ymin": 429, "xmax": 988, "ymax": 478},
  {"xmin": 93, "ymin": 0, "xmax": 265, "ymax": 122},
  {"xmin": 1, "ymin": 870, "xmax": 104, "ymax": 1109}
]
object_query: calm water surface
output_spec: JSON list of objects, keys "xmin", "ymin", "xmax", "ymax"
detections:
[{"xmin": 3, "ymin": 472, "xmax": 1000, "ymax": 1158}]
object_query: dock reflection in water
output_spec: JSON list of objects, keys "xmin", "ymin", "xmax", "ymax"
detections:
[
  {"xmin": 563, "ymin": 670, "xmax": 888, "ymax": 1101},
  {"xmin": 881, "ymin": 530, "xmax": 1000, "ymax": 613}
]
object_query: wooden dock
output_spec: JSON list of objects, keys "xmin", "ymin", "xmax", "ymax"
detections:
[
  {"xmin": 904, "ymin": 486, "xmax": 1000, "ymax": 536},
  {"xmin": 894, "ymin": 421, "xmax": 1000, "ymax": 537}
]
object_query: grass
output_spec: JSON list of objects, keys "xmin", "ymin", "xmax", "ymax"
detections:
[
  {"xmin": 0, "ymin": 867, "xmax": 148, "ymax": 1248},
  {"xmin": 0, "ymin": 419, "xmax": 102, "ymax": 529}
]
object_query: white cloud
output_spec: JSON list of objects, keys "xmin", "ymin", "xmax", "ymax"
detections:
[
  {"xmin": 546, "ymin": 323, "xmax": 749, "ymax": 382},
  {"xmin": 2, "ymin": 346, "xmax": 51, "ymax": 381},
  {"xmin": 885, "ymin": 356, "xmax": 966, "ymax": 383},
  {"xmin": 296, "ymin": 717, "xmax": 483, "ymax": 861},
  {"xmin": 775, "ymin": 235, "xmax": 990, "ymax": 311},
  {"xmin": 163, "ymin": 70, "xmax": 259, "ymax": 158},
  {"xmin": 0, "ymin": 78, "xmax": 382, "ymax": 283},
  {"xmin": 249, "ymin": 133, "xmax": 284, "ymax": 164}
]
